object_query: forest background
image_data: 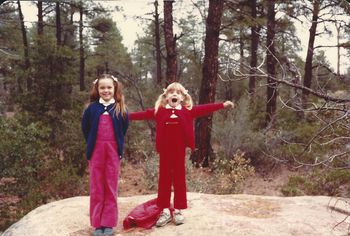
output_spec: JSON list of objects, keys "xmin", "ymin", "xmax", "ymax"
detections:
[{"xmin": 1, "ymin": 0, "xmax": 350, "ymax": 232}]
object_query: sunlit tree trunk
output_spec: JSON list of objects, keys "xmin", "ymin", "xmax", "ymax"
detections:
[
  {"xmin": 336, "ymin": 22, "xmax": 340, "ymax": 76},
  {"xmin": 154, "ymin": 0, "xmax": 162, "ymax": 85},
  {"xmin": 192, "ymin": 0, "xmax": 224, "ymax": 168},
  {"xmin": 63, "ymin": 3, "xmax": 76, "ymax": 48},
  {"xmin": 17, "ymin": 0, "xmax": 31, "ymax": 91},
  {"xmin": 79, "ymin": 3, "xmax": 85, "ymax": 91}
]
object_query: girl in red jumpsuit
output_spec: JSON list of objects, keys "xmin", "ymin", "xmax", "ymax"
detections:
[{"xmin": 129, "ymin": 82, "xmax": 234, "ymax": 227}]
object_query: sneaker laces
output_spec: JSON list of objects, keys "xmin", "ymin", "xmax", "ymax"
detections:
[
  {"xmin": 174, "ymin": 210, "xmax": 182, "ymax": 216},
  {"xmin": 159, "ymin": 211, "xmax": 170, "ymax": 219}
]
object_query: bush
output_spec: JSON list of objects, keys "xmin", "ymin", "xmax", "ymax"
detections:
[
  {"xmin": 141, "ymin": 151, "xmax": 159, "ymax": 191},
  {"xmin": 211, "ymin": 151, "xmax": 255, "ymax": 194},
  {"xmin": 213, "ymin": 96, "xmax": 265, "ymax": 164},
  {"xmin": 260, "ymin": 101, "xmax": 349, "ymax": 168},
  {"xmin": 54, "ymin": 100, "xmax": 87, "ymax": 176},
  {"xmin": 281, "ymin": 175, "xmax": 310, "ymax": 196},
  {"xmin": 125, "ymin": 123, "xmax": 155, "ymax": 159},
  {"xmin": 0, "ymin": 117, "xmax": 50, "ymax": 196},
  {"xmin": 46, "ymin": 162, "xmax": 86, "ymax": 199},
  {"xmin": 0, "ymin": 116, "xmax": 51, "ymax": 231},
  {"xmin": 186, "ymin": 160, "xmax": 217, "ymax": 193},
  {"xmin": 281, "ymin": 169, "xmax": 350, "ymax": 197},
  {"xmin": 0, "ymin": 104, "xmax": 89, "ymax": 230}
]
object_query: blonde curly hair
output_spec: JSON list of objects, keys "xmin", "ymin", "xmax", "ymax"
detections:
[{"xmin": 154, "ymin": 82, "xmax": 193, "ymax": 114}]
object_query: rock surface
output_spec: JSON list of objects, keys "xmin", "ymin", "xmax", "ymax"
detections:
[{"xmin": 2, "ymin": 193, "xmax": 350, "ymax": 236}]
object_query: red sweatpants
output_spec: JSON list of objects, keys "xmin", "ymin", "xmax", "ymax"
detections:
[
  {"xmin": 89, "ymin": 115, "xmax": 120, "ymax": 228},
  {"xmin": 157, "ymin": 121, "xmax": 187, "ymax": 209}
]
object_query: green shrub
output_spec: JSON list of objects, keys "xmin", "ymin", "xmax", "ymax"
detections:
[
  {"xmin": 281, "ymin": 176, "xmax": 309, "ymax": 196},
  {"xmin": 47, "ymin": 162, "xmax": 85, "ymax": 198},
  {"xmin": 0, "ymin": 117, "xmax": 50, "ymax": 195},
  {"xmin": 124, "ymin": 119, "xmax": 156, "ymax": 163},
  {"xmin": 0, "ymin": 116, "xmax": 51, "ymax": 230},
  {"xmin": 281, "ymin": 169, "xmax": 350, "ymax": 197},
  {"xmin": 0, "ymin": 107, "xmax": 89, "ymax": 230},
  {"xmin": 18, "ymin": 186, "xmax": 45, "ymax": 214},
  {"xmin": 211, "ymin": 151, "xmax": 255, "ymax": 194},
  {"xmin": 213, "ymin": 96, "xmax": 265, "ymax": 164},
  {"xmin": 54, "ymin": 105, "xmax": 87, "ymax": 176},
  {"xmin": 141, "ymin": 151, "xmax": 159, "ymax": 191},
  {"xmin": 262, "ymin": 102, "xmax": 349, "ymax": 167},
  {"xmin": 186, "ymin": 160, "xmax": 217, "ymax": 193},
  {"xmin": 323, "ymin": 170, "xmax": 350, "ymax": 196}
]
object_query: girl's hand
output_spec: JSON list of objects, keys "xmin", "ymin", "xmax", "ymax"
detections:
[{"xmin": 223, "ymin": 101, "xmax": 234, "ymax": 108}]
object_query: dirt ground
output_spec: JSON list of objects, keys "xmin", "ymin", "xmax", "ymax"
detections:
[
  {"xmin": 118, "ymin": 161, "xmax": 155, "ymax": 197},
  {"xmin": 241, "ymin": 165, "xmax": 296, "ymax": 196},
  {"xmin": 118, "ymin": 160, "xmax": 296, "ymax": 197}
]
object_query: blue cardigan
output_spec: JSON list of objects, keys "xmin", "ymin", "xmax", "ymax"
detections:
[{"xmin": 81, "ymin": 101, "xmax": 129, "ymax": 160}]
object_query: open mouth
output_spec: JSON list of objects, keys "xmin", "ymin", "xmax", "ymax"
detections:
[{"xmin": 171, "ymin": 98, "xmax": 178, "ymax": 103}]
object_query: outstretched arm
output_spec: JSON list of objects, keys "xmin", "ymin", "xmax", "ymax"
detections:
[
  {"xmin": 128, "ymin": 108, "xmax": 156, "ymax": 121},
  {"xmin": 191, "ymin": 101, "xmax": 234, "ymax": 118}
]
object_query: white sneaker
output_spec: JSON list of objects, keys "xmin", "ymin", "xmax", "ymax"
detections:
[
  {"xmin": 173, "ymin": 210, "xmax": 185, "ymax": 225},
  {"xmin": 156, "ymin": 209, "xmax": 172, "ymax": 227}
]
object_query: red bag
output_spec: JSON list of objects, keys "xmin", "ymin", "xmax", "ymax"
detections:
[{"xmin": 123, "ymin": 198, "xmax": 162, "ymax": 229}]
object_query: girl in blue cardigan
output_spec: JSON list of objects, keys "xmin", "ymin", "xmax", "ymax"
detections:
[{"xmin": 81, "ymin": 74, "xmax": 129, "ymax": 236}]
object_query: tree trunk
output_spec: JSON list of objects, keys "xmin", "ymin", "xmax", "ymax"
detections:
[
  {"xmin": 56, "ymin": 2, "xmax": 62, "ymax": 46},
  {"xmin": 265, "ymin": 0, "xmax": 277, "ymax": 126},
  {"xmin": 79, "ymin": 4, "xmax": 85, "ymax": 91},
  {"xmin": 17, "ymin": 0, "xmax": 31, "ymax": 91},
  {"xmin": 239, "ymin": 24, "xmax": 244, "ymax": 70},
  {"xmin": 37, "ymin": 1, "xmax": 44, "ymax": 36},
  {"xmin": 248, "ymin": 0, "xmax": 258, "ymax": 95},
  {"xmin": 105, "ymin": 61, "xmax": 109, "ymax": 74},
  {"xmin": 163, "ymin": 0, "xmax": 177, "ymax": 85},
  {"xmin": 336, "ymin": 23, "xmax": 340, "ymax": 76},
  {"xmin": 302, "ymin": 0, "xmax": 319, "ymax": 105},
  {"xmin": 63, "ymin": 4, "xmax": 76, "ymax": 48},
  {"xmin": 154, "ymin": 0, "xmax": 162, "ymax": 85},
  {"xmin": 192, "ymin": 0, "xmax": 224, "ymax": 168}
]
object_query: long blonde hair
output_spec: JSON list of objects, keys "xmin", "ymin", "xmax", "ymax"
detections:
[
  {"xmin": 89, "ymin": 74, "xmax": 127, "ymax": 119},
  {"xmin": 154, "ymin": 82, "xmax": 193, "ymax": 113}
]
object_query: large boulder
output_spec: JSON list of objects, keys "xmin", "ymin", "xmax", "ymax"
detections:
[{"xmin": 2, "ymin": 193, "xmax": 349, "ymax": 236}]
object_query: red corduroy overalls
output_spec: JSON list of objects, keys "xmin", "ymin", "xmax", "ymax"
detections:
[{"xmin": 89, "ymin": 114, "xmax": 120, "ymax": 228}]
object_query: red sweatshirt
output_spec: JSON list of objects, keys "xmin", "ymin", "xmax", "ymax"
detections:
[{"xmin": 129, "ymin": 103, "xmax": 225, "ymax": 152}]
